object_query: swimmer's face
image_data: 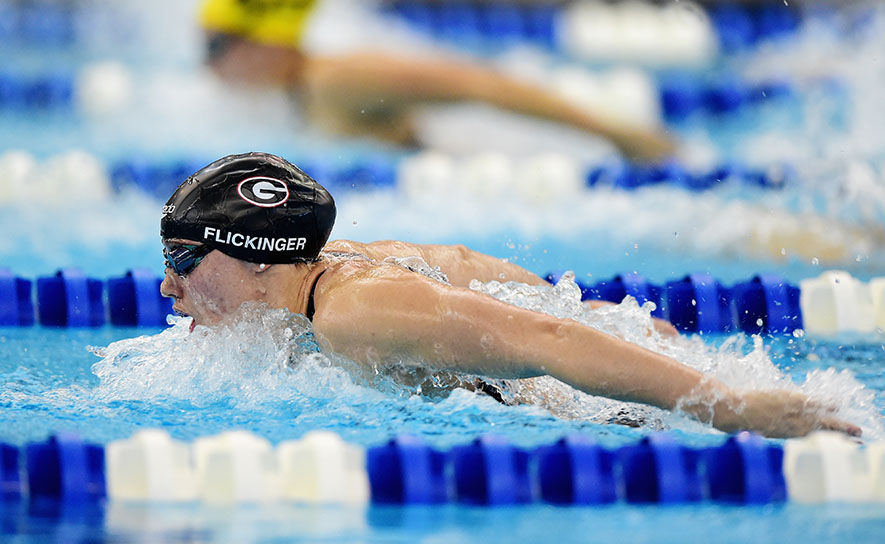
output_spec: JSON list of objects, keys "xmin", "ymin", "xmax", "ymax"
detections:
[
  {"xmin": 206, "ymin": 34, "xmax": 305, "ymax": 86},
  {"xmin": 160, "ymin": 239, "xmax": 264, "ymax": 328}
]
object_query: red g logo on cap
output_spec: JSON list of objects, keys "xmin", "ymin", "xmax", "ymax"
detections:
[{"xmin": 237, "ymin": 176, "xmax": 290, "ymax": 207}]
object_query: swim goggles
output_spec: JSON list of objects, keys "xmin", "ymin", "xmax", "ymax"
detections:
[{"xmin": 163, "ymin": 242, "xmax": 214, "ymax": 277}]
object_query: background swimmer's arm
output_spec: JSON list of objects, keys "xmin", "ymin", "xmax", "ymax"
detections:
[
  {"xmin": 302, "ymin": 52, "xmax": 675, "ymax": 162},
  {"xmin": 312, "ymin": 268, "xmax": 859, "ymax": 438}
]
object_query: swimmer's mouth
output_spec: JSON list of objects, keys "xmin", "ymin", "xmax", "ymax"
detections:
[{"xmin": 172, "ymin": 305, "xmax": 196, "ymax": 332}]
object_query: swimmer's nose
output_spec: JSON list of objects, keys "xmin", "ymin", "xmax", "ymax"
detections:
[{"xmin": 160, "ymin": 268, "xmax": 181, "ymax": 299}]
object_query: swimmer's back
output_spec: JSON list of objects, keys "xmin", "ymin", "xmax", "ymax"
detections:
[{"xmin": 323, "ymin": 239, "xmax": 545, "ymax": 287}]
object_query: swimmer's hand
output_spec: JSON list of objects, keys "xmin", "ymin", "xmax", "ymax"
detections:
[
  {"xmin": 711, "ymin": 390, "xmax": 862, "ymax": 439},
  {"xmin": 606, "ymin": 124, "xmax": 678, "ymax": 163}
]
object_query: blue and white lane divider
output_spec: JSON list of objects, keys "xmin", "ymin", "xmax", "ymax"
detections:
[
  {"xmin": 387, "ymin": 0, "xmax": 802, "ymax": 62},
  {"xmin": 0, "ymin": 0, "xmax": 803, "ymax": 58},
  {"xmin": 102, "ymin": 154, "xmax": 795, "ymax": 202},
  {"xmin": 550, "ymin": 270, "xmax": 884, "ymax": 336},
  {"xmin": 1, "ymin": 430, "xmax": 882, "ymax": 506},
  {"xmin": 0, "ymin": 63, "xmax": 800, "ymax": 126},
  {"xmin": 1, "ymin": 268, "xmax": 883, "ymax": 336},
  {"xmin": 0, "ymin": 268, "xmax": 171, "ymax": 328}
]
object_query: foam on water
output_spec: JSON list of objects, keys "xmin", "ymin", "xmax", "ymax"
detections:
[{"xmin": 90, "ymin": 306, "xmax": 374, "ymax": 407}]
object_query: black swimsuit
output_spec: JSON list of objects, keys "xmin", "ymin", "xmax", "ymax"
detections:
[{"xmin": 304, "ymin": 269, "xmax": 327, "ymax": 322}]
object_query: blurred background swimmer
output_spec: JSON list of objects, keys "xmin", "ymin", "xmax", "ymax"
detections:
[{"xmin": 198, "ymin": 0, "xmax": 676, "ymax": 161}]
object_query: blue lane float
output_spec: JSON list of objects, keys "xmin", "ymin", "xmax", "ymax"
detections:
[
  {"xmin": 0, "ymin": 268, "xmax": 34, "ymax": 326},
  {"xmin": 25, "ymin": 433, "xmax": 105, "ymax": 505},
  {"xmin": 1, "ymin": 442, "xmax": 21, "ymax": 501},
  {"xmin": 0, "ymin": 72, "xmax": 74, "ymax": 111},
  {"xmin": 450, "ymin": 435, "xmax": 532, "ymax": 505},
  {"xmin": 703, "ymin": 431, "xmax": 786, "ymax": 504},
  {"xmin": 617, "ymin": 433, "xmax": 703, "ymax": 504},
  {"xmin": 107, "ymin": 268, "xmax": 172, "ymax": 327},
  {"xmin": 730, "ymin": 274, "xmax": 803, "ymax": 334},
  {"xmin": 367, "ymin": 435, "xmax": 448, "ymax": 505},
  {"xmin": 584, "ymin": 159, "xmax": 792, "ymax": 193},
  {"xmin": 36, "ymin": 269, "xmax": 105, "ymax": 327},
  {"xmin": 709, "ymin": 3, "xmax": 800, "ymax": 53},
  {"xmin": 535, "ymin": 435, "xmax": 616, "ymax": 505},
  {"xmin": 665, "ymin": 273, "xmax": 734, "ymax": 334},
  {"xmin": 659, "ymin": 74, "xmax": 798, "ymax": 121},
  {"xmin": 387, "ymin": 0, "xmax": 557, "ymax": 51}
]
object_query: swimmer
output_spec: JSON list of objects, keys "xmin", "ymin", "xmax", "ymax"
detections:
[
  {"xmin": 198, "ymin": 0, "xmax": 675, "ymax": 161},
  {"xmin": 160, "ymin": 152, "xmax": 861, "ymax": 439}
]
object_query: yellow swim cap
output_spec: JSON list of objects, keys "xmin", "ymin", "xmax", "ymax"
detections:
[{"xmin": 200, "ymin": 0, "xmax": 318, "ymax": 47}]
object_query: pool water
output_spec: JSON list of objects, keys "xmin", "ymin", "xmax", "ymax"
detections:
[
  {"xmin": 2, "ymin": 0, "xmax": 885, "ymax": 542},
  {"xmin": 3, "ymin": 501, "xmax": 885, "ymax": 543},
  {"xmin": 1, "ymin": 313, "xmax": 885, "ymax": 543}
]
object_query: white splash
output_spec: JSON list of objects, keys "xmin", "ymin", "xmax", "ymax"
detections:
[
  {"xmin": 469, "ymin": 272, "xmax": 884, "ymax": 438},
  {"xmin": 90, "ymin": 304, "xmax": 379, "ymax": 407}
]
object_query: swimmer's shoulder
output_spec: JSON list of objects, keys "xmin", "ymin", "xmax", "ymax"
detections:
[
  {"xmin": 325, "ymin": 239, "xmax": 455, "ymax": 261},
  {"xmin": 311, "ymin": 250, "xmax": 444, "ymax": 303}
]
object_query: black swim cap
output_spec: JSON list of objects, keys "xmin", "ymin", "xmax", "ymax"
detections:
[{"xmin": 160, "ymin": 152, "xmax": 336, "ymax": 263}]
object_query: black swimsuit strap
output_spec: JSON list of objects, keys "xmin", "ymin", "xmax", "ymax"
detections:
[
  {"xmin": 305, "ymin": 269, "xmax": 328, "ymax": 322},
  {"xmin": 473, "ymin": 379, "xmax": 510, "ymax": 405}
]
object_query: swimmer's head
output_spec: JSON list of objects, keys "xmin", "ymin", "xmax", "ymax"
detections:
[
  {"xmin": 161, "ymin": 152, "xmax": 336, "ymax": 264},
  {"xmin": 199, "ymin": 0, "xmax": 317, "ymax": 48}
]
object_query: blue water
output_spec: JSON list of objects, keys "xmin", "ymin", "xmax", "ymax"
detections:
[
  {"xmin": 3, "ymin": 502, "xmax": 885, "ymax": 543},
  {"xmin": 1, "ymin": 324, "xmax": 885, "ymax": 542},
  {"xmin": 2, "ymin": 0, "xmax": 885, "ymax": 542}
]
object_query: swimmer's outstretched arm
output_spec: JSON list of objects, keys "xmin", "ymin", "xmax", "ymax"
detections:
[
  {"xmin": 302, "ymin": 52, "xmax": 675, "ymax": 162},
  {"xmin": 312, "ymin": 265, "xmax": 860, "ymax": 439}
]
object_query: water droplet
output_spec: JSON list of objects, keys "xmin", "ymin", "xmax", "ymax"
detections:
[
  {"xmin": 756, "ymin": 318, "xmax": 764, "ymax": 327},
  {"xmin": 691, "ymin": 299, "xmax": 697, "ymax": 306},
  {"xmin": 780, "ymin": 248, "xmax": 787, "ymax": 256},
  {"xmin": 812, "ymin": 257, "xmax": 820, "ymax": 266},
  {"xmin": 352, "ymin": 220, "xmax": 358, "ymax": 226},
  {"xmin": 673, "ymin": 232, "xmax": 678, "ymax": 237}
]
